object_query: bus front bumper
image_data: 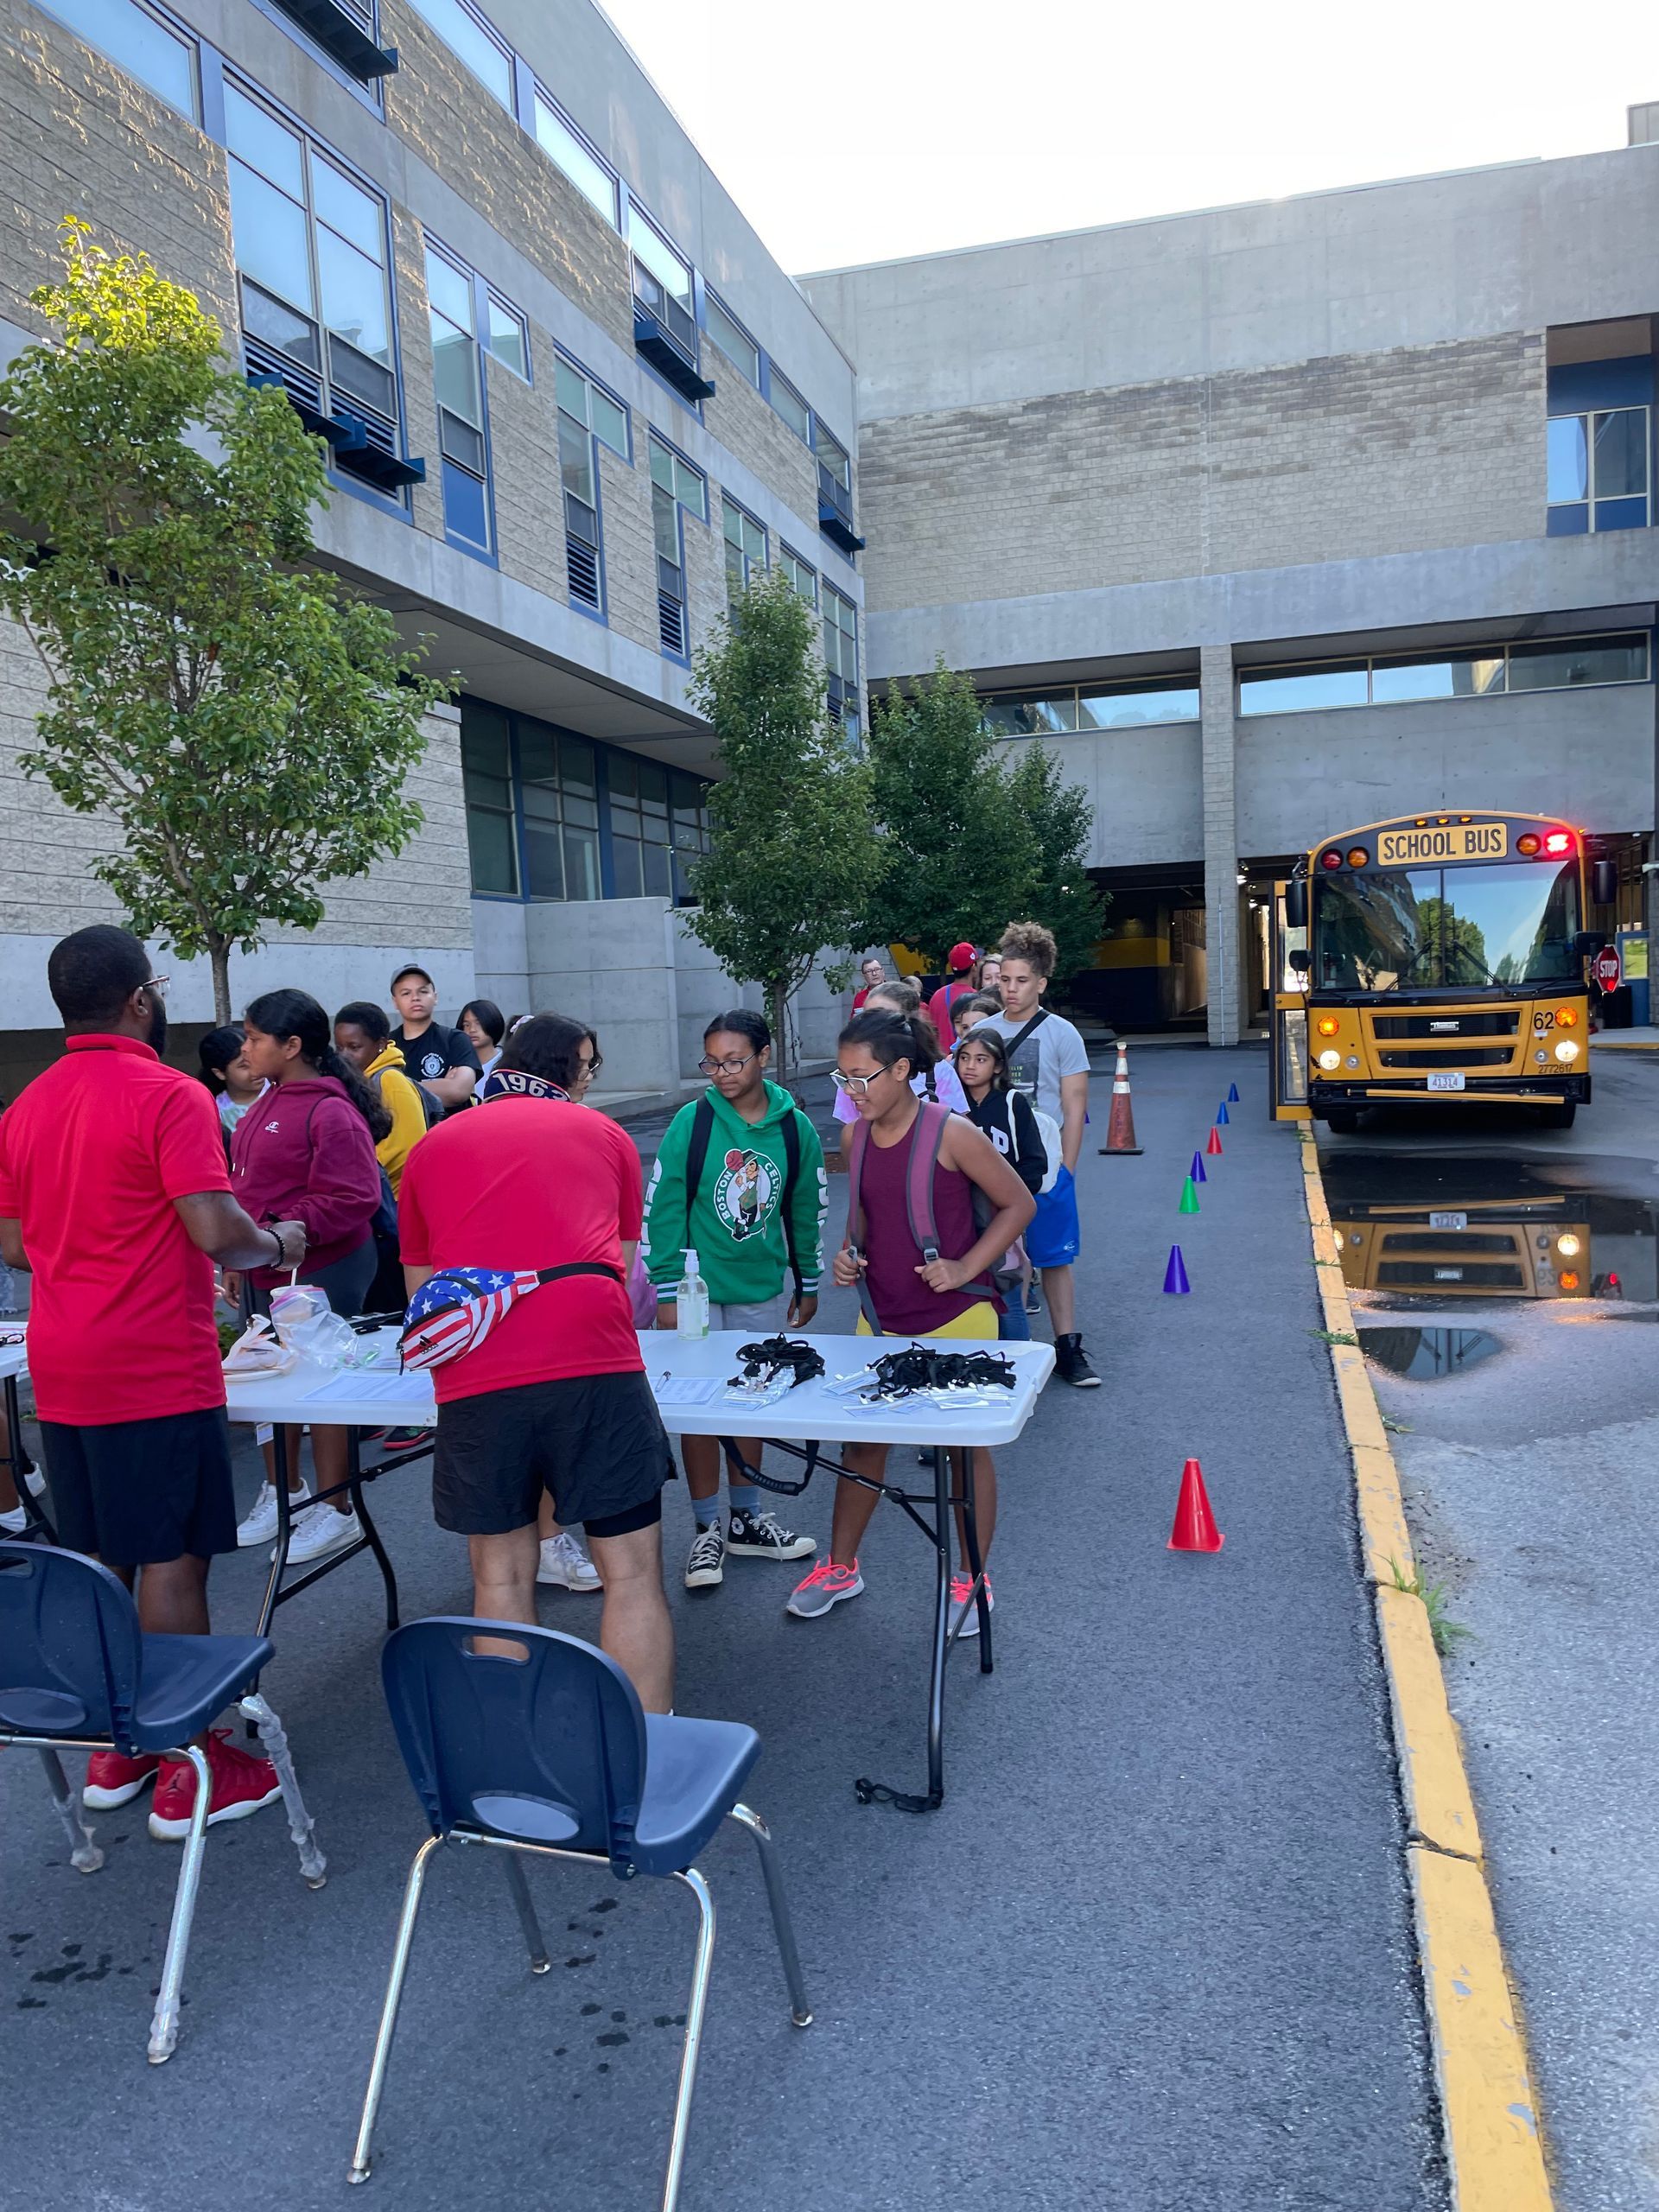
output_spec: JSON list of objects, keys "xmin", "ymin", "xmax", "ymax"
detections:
[{"xmin": 1310, "ymin": 1073, "xmax": 1591, "ymax": 1108}]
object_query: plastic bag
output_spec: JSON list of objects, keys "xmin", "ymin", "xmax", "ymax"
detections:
[
  {"xmin": 626, "ymin": 1249, "xmax": 658, "ymax": 1330},
  {"xmin": 222, "ymin": 1313, "xmax": 297, "ymax": 1377},
  {"xmin": 270, "ymin": 1281, "xmax": 357, "ymax": 1368}
]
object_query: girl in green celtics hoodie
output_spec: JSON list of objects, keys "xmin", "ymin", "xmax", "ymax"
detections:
[{"xmin": 642, "ymin": 1009, "xmax": 828, "ymax": 1590}]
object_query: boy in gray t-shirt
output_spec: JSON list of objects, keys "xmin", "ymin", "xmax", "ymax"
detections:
[{"xmin": 981, "ymin": 922, "xmax": 1098, "ymax": 1389}]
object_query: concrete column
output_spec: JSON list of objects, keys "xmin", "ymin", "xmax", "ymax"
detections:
[{"xmin": 1199, "ymin": 642, "xmax": 1242, "ymax": 1048}]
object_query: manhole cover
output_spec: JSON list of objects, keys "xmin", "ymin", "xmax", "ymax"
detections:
[{"xmin": 1358, "ymin": 1326, "xmax": 1502, "ymax": 1379}]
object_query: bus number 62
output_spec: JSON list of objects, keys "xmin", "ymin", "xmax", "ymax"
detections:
[{"xmin": 1533, "ymin": 1010, "xmax": 1555, "ymax": 1033}]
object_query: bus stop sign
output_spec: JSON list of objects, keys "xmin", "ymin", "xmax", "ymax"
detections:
[{"xmin": 1593, "ymin": 944, "xmax": 1623, "ymax": 992}]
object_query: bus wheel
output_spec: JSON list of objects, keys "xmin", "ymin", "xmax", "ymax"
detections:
[
  {"xmin": 1537, "ymin": 1102, "xmax": 1577, "ymax": 1130},
  {"xmin": 1323, "ymin": 1109, "xmax": 1361, "ymax": 1135}
]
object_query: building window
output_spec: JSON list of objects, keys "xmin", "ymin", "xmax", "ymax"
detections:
[
  {"xmin": 721, "ymin": 498, "xmax": 766, "ymax": 601},
  {"xmin": 226, "ymin": 84, "xmax": 415, "ymax": 496},
  {"xmin": 425, "ymin": 241, "xmax": 492, "ymax": 554},
  {"xmin": 31, "ymin": 0, "xmax": 197, "ymax": 115},
  {"xmin": 400, "ymin": 0, "xmax": 512, "ymax": 105},
  {"xmin": 518, "ymin": 720, "xmax": 601, "ymax": 901},
  {"xmin": 979, "ymin": 680, "xmax": 1202, "ymax": 736},
  {"xmin": 461, "ymin": 705, "xmax": 518, "ymax": 895},
  {"xmin": 1238, "ymin": 633, "xmax": 1651, "ymax": 715},
  {"xmin": 484, "ymin": 292, "xmax": 529, "ymax": 378},
  {"xmin": 781, "ymin": 545, "xmax": 817, "ymax": 607},
  {"xmin": 556, "ymin": 355, "xmax": 627, "ymax": 613},
  {"xmin": 823, "ymin": 584, "xmax": 859, "ymax": 739},
  {"xmin": 770, "ymin": 370, "xmax": 810, "ymax": 445},
  {"xmin": 651, "ymin": 436, "xmax": 705, "ymax": 658},
  {"xmin": 628, "ymin": 206, "xmax": 710, "ymax": 400},
  {"xmin": 814, "ymin": 422, "xmax": 861, "ymax": 552},
  {"xmin": 1547, "ymin": 406, "xmax": 1651, "ymax": 534},
  {"xmin": 705, "ymin": 292, "xmax": 759, "ymax": 386},
  {"xmin": 531, "ymin": 87, "xmax": 618, "ymax": 226},
  {"xmin": 609, "ymin": 754, "xmax": 709, "ymax": 901}
]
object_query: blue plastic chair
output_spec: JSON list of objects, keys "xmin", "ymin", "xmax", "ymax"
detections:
[
  {"xmin": 351, "ymin": 1618, "xmax": 812, "ymax": 2205},
  {"xmin": 0, "ymin": 1541, "xmax": 326, "ymax": 2062}
]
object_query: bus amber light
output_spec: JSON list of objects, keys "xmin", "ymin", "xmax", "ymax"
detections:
[
  {"xmin": 1316, "ymin": 1016, "xmax": 1341, "ymax": 1036},
  {"xmin": 1559, "ymin": 1271, "xmax": 1580, "ymax": 1291},
  {"xmin": 1516, "ymin": 834, "xmax": 1541, "ymax": 855},
  {"xmin": 1346, "ymin": 847, "xmax": 1370, "ymax": 868},
  {"xmin": 1554, "ymin": 1006, "xmax": 1579, "ymax": 1026}
]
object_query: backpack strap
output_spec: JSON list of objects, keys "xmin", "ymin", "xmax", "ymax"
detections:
[
  {"xmin": 1001, "ymin": 1006, "xmax": 1050, "ymax": 1067},
  {"xmin": 905, "ymin": 1101, "xmax": 951, "ymax": 1264},
  {"xmin": 845, "ymin": 1118, "xmax": 884, "ymax": 1335},
  {"xmin": 682, "ymin": 1094, "xmax": 716, "ymax": 1250},
  {"xmin": 779, "ymin": 1109, "xmax": 804, "ymax": 1302}
]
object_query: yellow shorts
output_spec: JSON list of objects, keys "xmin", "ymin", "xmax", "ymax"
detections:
[{"xmin": 855, "ymin": 1302, "xmax": 1000, "ymax": 1340}]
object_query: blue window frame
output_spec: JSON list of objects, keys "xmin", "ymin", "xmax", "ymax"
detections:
[
  {"xmin": 29, "ymin": 0, "xmax": 198, "ymax": 116},
  {"xmin": 721, "ymin": 496, "xmax": 766, "ymax": 602},
  {"xmin": 400, "ymin": 0, "xmax": 512, "ymax": 104},
  {"xmin": 630, "ymin": 205, "xmax": 715, "ymax": 405},
  {"xmin": 1546, "ymin": 356, "xmax": 1655, "ymax": 537},
  {"xmin": 650, "ymin": 435, "xmax": 705, "ymax": 660},
  {"xmin": 704, "ymin": 291, "xmax": 760, "ymax": 388},
  {"xmin": 424, "ymin": 237, "xmax": 495, "ymax": 557},
  {"xmin": 556, "ymin": 353, "xmax": 628, "ymax": 619},
  {"xmin": 823, "ymin": 584, "xmax": 859, "ymax": 739},
  {"xmin": 531, "ymin": 84, "xmax": 618, "ymax": 226}
]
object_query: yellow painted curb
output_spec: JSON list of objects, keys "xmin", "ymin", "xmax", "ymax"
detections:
[
  {"xmin": 1295, "ymin": 1118, "xmax": 1554, "ymax": 2212},
  {"xmin": 1411, "ymin": 1846, "xmax": 1553, "ymax": 2210}
]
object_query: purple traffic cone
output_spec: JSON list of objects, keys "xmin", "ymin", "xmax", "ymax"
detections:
[
  {"xmin": 1227, "ymin": 1082, "xmax": 1240, "ymax": 1103},
  {"xmin": 1190, "ymin": 1149, "xmax": 1207, "ymax": 1185},
  {"xmin": 1163, "ymin": 1245, "xmax": 1192, "ymax": 1294}
]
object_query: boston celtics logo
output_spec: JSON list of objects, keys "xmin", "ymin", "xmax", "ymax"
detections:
[{"xmin": 712, "ymin": 1147, "xmax": 779, "ymax": 1243}]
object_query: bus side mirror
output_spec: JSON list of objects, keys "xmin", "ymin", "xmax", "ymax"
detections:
[
  {"xmin": 1591, "ymin": 859, "xmax": 1618, "ymax": 907},
  {"xmin": 1284, "ymin": 880, "xmax": 1308, "ymax": 930},
  {"xmin": 1288, "ymin": 950, "xmax": 1311, "ymax": 976},
  {"xmin": 1573, "ymin": 931, "xmax": 1606, "ymax": 960}
]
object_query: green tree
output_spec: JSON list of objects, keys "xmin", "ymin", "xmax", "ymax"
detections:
[
  {"xmin": 0, "ymin": 220, "xmax": 449, "ymax": 1022},
  {"xmin": 865, "ymin": 662, "xmax": 1036, "ymax": 964},
  {"xmin": 686, "ymin": 567, "xmax": 874, "ymax": 1077},
  {"xmin": 1005, "ymin": 742, "xmax": 1108, "ymax": 982}
]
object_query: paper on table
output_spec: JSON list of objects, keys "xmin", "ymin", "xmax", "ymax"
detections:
[
  {"xmin": 297, "ymin": 1370, "xmax": 421, "ymax": 1406},
  {"xmin": 650, "ymin": 1376, "xmax": 726, "ymax": 1407}
]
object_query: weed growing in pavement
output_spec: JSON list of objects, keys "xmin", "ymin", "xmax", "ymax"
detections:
[
  {"xmin": 1380, "ymin": 1414, "xmax": 1413, "ymax": 1434},
  {"xmin": 1309, "ymin": 1328, "xmax": 1358, "ymax": 1346},
  {"xmin": 1386, "ymin": 1558, "xmax": 1473, "ymax": 1658}
]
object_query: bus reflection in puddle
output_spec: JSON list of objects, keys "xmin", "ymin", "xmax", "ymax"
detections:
[{"xmin": 1324, "ymin": 1154, "xmax": 1659, "ymax": 1306}]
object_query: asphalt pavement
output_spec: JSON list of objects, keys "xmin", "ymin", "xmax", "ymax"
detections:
[
  {"xmin": 2, "ymin": 1048, "xmax": 1443, "ymax": 2212},
  {"xmin": 1321, "ymin": 1048, "xmax": 1659, "ymax": 2212}
]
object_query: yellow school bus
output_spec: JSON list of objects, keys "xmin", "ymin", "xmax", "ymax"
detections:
[
  {"xmin": 1270, "ymin": 810, "xmax": 1617, "ymax": 1130},
  {"xmin": 1332, "ymin": 1198, "xmax": 1594, "ymax": 1298}
]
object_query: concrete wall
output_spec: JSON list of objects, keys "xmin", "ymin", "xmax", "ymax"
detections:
[{"xmin": 997, "ymin": 727, "xmax": 1205, "ymax": 869}]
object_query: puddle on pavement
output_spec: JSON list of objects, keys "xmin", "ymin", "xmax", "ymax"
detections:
[
  {"xmin": 1358, "ymin": 1326, "xmax": 1503, "ymax": 1379},
  {"xmin": 1324, "ymin": 1152, "xmax": 1659, "ymax": 1306}
]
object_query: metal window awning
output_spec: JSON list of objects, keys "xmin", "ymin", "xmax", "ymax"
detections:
[
  {"xmin": 632, "ymin": 308, "xmax": 715, "ymax": 402},
  {"xmin": 266, "ymin": 0, "xmax": 397, "ymax": 79}
]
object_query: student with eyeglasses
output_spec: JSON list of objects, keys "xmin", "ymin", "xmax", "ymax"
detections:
[{"xmin": 642, "ymin": 1009, "xmax": 828, "ymax": 1592}]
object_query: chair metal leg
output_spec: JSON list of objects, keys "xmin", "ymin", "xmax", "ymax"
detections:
[
  {"xmin": 500, "ymin": 1851, "xmax": 550, "ymax": 1973},
  {"xmin": 38, "ymin": 1749, "xmax": 103, "ymax": 1873},
  {"xmin": 349, "ymin": 1834, "xmax": 444, "ymax": 2184},
  {"xmin": 725, "ymin": 1804, "xmax": 811, "ymax": 2026},
  {"xmin": 662, "ymin": 1867, "xmax": 717, "ymax": 2212},
  {"xmin": 147, "ymin": 1744, "xmax": 212, "ymax": 2064},
  {"xmin": 238, "ymin": 1692, "xmax": 327, "ymax": 1887}
]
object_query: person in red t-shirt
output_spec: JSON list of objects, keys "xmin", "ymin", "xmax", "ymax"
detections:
[
  {"xmin": 925, "ymin": 942, "xmax": 979, "ymax": 1041},
  {"xmin": 850, "ymin": 955, "xmax": 886, "ymax": 1011},
  {"xmin": 397, "ymin": 1013, "xmax": 673, "ymax": 1710},
  {"xmin": 0, "ymin": 927, "xmax": 310, "ymax": 1836}
]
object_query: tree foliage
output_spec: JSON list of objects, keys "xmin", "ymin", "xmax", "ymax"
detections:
[
  {"xmin": 685, "ymin": 568, "xmax": 874, "ymax": 1074},
  {"xmin": 0, "ymin": 220, "xmax": 449, "ymax": 1020},
  {"xmin": 1005, "ymin": 741, "xmax": 1108, "ymax": 982}
]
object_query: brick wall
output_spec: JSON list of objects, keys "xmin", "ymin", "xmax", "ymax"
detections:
[
  {"xmin": 857, "ymin": 334, "xmax": 1545, "ymax": 613},
  {"xmin": 702, "ymin": 365, "xmax": 819, "ymax": 540}
]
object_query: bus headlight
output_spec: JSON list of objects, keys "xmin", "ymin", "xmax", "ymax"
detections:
[
  {"xmin": 1317, "ymin": 1050, "xmax": 1342, "ymax": 1071},
  {"xmin": 1556, "ymin": 1235, "xmax": 1581, "ymax": 1257},
  {"xmin": 1554, "ymin": 1040, "xmax": 1580, "ymax": 1063}
]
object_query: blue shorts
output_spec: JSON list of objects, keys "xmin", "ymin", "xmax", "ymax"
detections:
[{"xmin": 1026, "ymin": 1165, "xmax": 1081, "ymax": 1270}]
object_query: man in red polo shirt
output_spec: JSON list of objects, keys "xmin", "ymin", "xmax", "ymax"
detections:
[{"xmin": 0, "ymin": 927, "xmax": 310, "ymax": 1838}]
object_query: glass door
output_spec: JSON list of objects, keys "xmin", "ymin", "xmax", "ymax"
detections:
[{"xmin": 1268, "ymin": 880, "xmax": 1310, "ymax": 1120}]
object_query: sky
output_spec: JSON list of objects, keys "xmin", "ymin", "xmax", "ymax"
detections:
[{"xmin": 594, "ymin": 0, "xmax": 1654, "ymax": 276}]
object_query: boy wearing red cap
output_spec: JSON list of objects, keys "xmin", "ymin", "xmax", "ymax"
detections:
[{"xmin": 925, "ymin": 943, "xmax": 979, "ymax": 1042}]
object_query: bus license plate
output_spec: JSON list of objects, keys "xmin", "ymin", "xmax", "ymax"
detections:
[
  {"xmin": 1427, "ymin": 1072, "xmax": 1465, "ymax": 1092},
  {"xmin": 1428, "ymin": 1212, "xmax": 1467, "ymax": 1230}
]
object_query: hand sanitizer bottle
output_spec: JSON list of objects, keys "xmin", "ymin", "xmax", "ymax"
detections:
[{"xmin": 676, "ymin": 1248, "xmax": 709, "ymax": 1338}]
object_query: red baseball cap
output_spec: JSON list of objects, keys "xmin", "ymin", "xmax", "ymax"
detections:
[{"xmin": 948, "ymin": 941, "xmax": 976, "ymax": 971}]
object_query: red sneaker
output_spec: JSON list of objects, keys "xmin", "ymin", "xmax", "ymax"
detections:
[
  {"xmin": 148, "ymin": 1729, "xmax": 283, "ymax": 1841},
  {"xmin": 84, "ymin": 1749, "xmax": 162, "ymax": 1810}
]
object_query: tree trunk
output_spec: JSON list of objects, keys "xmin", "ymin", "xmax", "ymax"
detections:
[
  {"xmin": 769, "ymin": 977, "xmax": 790, "ymax": 1087},
  {"xmin": 209, "ymin": 938, "xmax": 232, "ymax": 1027}
]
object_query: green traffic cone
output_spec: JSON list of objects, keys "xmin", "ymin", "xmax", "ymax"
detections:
[{"xmin": 1179, "ymin": 1174, "xmax": 1201, "ymax": 1214}]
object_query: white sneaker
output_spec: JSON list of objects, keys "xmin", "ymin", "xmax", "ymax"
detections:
[
  {"xmin": 537, "ymin": 1531, "xmax": 601, "ymax": 1591},
  {"xmin": 273, "ymin": 1502, "xmax": 358, "ymax": 1565},
  {"xmin": 0, "ymin": 1503, "xmax": 26, "ymax": 1535},
  {"xmin": 238, "ymin": 1480, "xmax": 311, "ymax": 1549},
  {"xmin": 23, "ymin": 1467, "xmax": 44, "ymax": 1497}
]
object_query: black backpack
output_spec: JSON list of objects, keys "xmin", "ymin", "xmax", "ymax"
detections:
[{"xmin": 683, "ymin": 1095, "xmax": 806, "ymax": 1300}]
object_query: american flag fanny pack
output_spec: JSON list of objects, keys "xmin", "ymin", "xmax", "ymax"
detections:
[{"xmin": 400, "ymin": 1262, "xmax": 625, "ymax": 1372}]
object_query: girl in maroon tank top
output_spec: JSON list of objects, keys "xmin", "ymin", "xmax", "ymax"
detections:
[{"xmin": 785, "ymin": 1011, "xmax": 1036, "ymax": 1634}]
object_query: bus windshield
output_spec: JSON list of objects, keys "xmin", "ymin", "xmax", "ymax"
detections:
[{"xmin": 1313, "ymin": 861, "xmax": 1581, "ymax": 990}]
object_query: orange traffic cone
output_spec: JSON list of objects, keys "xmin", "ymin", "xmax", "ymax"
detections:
[
  {"xmin": 1167, "ymin": 1459, "xmax": 1224, "ymax": 1552},
  {"xmin": 1097, "ymin": 1041, "xmax": 1143, "ymax": 1155}
]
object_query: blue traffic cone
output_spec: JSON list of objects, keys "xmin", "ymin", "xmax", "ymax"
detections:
[
  {"xmin": 1216, "ymin": 1102, "xmax": 1230, "ymax": 1125},
  {"xmin": 1189, "ymin": 1149, "xmax": 1207, "ymax": 1185},
  {"xmin": 1227, "ymin": 1082, "xmax": 1240, "ymax": 1103},
  {"xmin": 1163, "ymin": 1245, "xmax": 1192, "ymax": 1295}
]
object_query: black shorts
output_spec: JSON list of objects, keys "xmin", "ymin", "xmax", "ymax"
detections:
[
  {"xmin": 432, "ymin": 1370, "xmax": 672, "ymax": 1540},
  {"xmin": 39, "ymin": 1408, "xmax": 238, "ymax": 1567}
]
